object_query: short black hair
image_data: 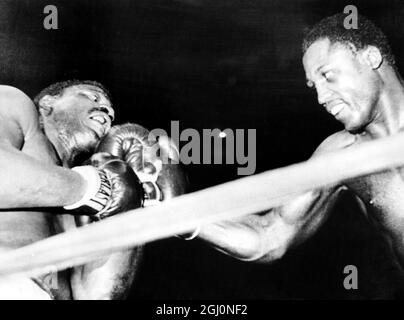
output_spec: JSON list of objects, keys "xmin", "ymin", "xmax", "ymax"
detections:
[
  {"xmin": 302, "ymin": 13, "xmax": 395, "ymax": 67},
  {"xmin": 33, "ymin": 79, "xmax": 112, "ymax": 108}
]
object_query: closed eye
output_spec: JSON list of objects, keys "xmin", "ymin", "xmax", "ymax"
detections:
[
  {"xmin": 322, "ymin": 70, "xmax": 335, "ymax": 82},
  {"xmin": 79, "ymin": 92, "xmax": 98, "ymax": 102}
]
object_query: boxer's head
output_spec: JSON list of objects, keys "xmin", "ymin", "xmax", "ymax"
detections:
[
  {"xmin": 34, "ymin": 80, "xmax": 115, "ymax": 167},
  {"xmin": 302, "ymin": 14, "xmax": 395, "ymax": 133}
]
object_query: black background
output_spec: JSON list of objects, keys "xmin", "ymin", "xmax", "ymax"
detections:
[{"xmin": 2, "ymin": 0, "xmax": 404, "ymax": 299}]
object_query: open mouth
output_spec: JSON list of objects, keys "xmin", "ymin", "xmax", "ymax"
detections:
[
  {"xmin": 326, "ymin": 100, "xmax": 346, "ymax": 117},
  {"xmin": 330, "ymin": 103, "xmax": 345, "ymax": 116},
  {"xmin": 88, "ymin": 112, "xmax": 111, "ymax": 138},
  {"xmin": 90, "ymin": 114, "xmax": 108, "ymax": 125}
]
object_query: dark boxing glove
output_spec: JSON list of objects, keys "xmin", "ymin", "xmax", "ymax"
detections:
[
  {"xmin": 64, "ymin": 154, "xmax": 143, "ymax": 221},
  {"xmin": 96, "ymin": 123, "xmax": 198, "ymax": 238},
  {"xmin": 96, "ymin": 123, "xmax": 188, "ymax": 207}
]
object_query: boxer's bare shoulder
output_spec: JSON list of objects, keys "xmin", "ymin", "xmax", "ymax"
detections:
[
  {"xmin": 0, "ymin": 85, "xmax": 40, "ymax": 148},
  {"xmin": 0, "ymin": 86, "xmax": 40, "ymax": 126},
  {"xmin": 313, "ymin": 130, "xmax": 357, "ymax": 156}
]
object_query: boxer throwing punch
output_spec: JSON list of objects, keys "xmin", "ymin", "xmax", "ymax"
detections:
[{"xmin": 190, "ymin": 14, "xmax": 404, "ymax": 273}]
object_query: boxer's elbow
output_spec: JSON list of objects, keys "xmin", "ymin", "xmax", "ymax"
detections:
[
  {"xmin": 200, "ymin": 220, "xmax": 290, "ymax": 262},
  {"xmin": 252, "ymin": 243, "xmax": 288, "ymax": 263},
  {"xmin": 224, "ymin": 229, "xmax": 286, "ymax": 263},
  {"xmin": 238, "ymin": 224, "xmax": 295, "ymax": 263},
  {"xmin": 227, "ymin": 231, "xmax": 264, "ymax": 261},
  {"xmin": 236, "ymin": 236, "xmax": 288, "ymax": 263}
]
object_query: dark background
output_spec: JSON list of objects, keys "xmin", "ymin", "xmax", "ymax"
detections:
[{"xmin": 2, "ymin": 0, "xmax": 404, "ymax": 299}]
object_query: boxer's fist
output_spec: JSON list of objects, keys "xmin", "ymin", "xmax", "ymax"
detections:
[
  {"xmin": 96, "ymin": 123, "xmax": 188, "ymax": 206},
  {"xmin": 89, "ymin": 153, "xmax": 144, "ymax": 219},
  {"xmin": 64, "ymin": 154, "xmax": 143, "ymax": 220}
]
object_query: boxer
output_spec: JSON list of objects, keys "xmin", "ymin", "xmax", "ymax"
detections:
[
  {"xmin": 0, "ymin": 80, "xmax": 186, "ymax": 299},
  {"xmin": 192, "ymin": 14, "xmax": 404, "ymax": 271}
]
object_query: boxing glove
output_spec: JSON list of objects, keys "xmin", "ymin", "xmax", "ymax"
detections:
[
  {"xmin": 96, "ymin": 123, "xmax": 188, "ymax": 207},
  {"xmin": 64, "ymin": 154, "xmax": 144, "ymax": 221}
]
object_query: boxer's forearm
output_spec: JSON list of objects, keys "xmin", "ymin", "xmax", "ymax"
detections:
[
  {"xmin": 0, "ymin": 144, "xmax": 86, "ymax": 208},
  {"xmin": 197, "ymin": 187, "xmax": 343, "ymax": 263},
  {"xmin": 70, "ymin": 210, "xmax": 143, "ymax": 300},
  {"xmin": 197, "ymin": 212, "xmax": 290, "ymax": 262},
  {"xmin": 70, "ymin": 248, "xmax": 143, "ymax": 300}
]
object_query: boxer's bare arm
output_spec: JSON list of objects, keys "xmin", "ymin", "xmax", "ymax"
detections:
[
  {"xmin": 70, "ymin": 247, "xmax": 142, "ymax": 300},
  {"xmin": 57, "ymin": 215, "xmax": 142, "ymax": 300},
  {"xmin": 0, "ymin": 86, "xmax": 86, "ymax": 209},
  {"xmin": 197, "ymin": 131, "xmax": 356, "ymax": 262},
  {"xmin": 198, "ymin": 187, "xmax": 343, "ymax": 262}
]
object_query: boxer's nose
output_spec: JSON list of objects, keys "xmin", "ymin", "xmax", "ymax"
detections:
[{"xmin": 316, "ymin": 83, "xmax": 332, "ymax": 106}]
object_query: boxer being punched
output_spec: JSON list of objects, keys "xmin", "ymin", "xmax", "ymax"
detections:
[
  {"xmin": 0, "ymin": 80, "xmax": 183, "ymax": 299},
  {"xmin": 192, "ymin": 14, "xmax": 404, "ymax": 271}
]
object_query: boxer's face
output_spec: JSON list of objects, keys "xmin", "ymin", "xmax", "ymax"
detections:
[
  {"xmin": 303, "ymin": 38, "xmax": 381, "ymax": 132},
  {"xmin": 40, "ymin": 84, "xmax": 115, "ymax": 165}
]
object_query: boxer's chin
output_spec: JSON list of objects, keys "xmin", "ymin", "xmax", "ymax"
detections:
[
  {"xmin": 58, "ymin": 130, "xmax": 100, "ymax": 167},
  {"xmin": 342, "ymin": 114, "xmax": 370, "ymax": 134}
]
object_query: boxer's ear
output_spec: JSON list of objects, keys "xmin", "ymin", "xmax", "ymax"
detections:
[
  {"xmin": 38, "ymin": 95, "xmax": 55, "ymax": 117},
  {"xmin": 362, "ymin": 46, "xmax": 383, "ymax": 70}
]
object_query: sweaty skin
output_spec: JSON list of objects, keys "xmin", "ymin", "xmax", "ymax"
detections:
[
  {"xmin": 0, "ymin": 84, "xmax": 141, "ymax": 299},
  {"xmin": 197, "ymin": 38, "xmax": 404, "ymax": 270}
]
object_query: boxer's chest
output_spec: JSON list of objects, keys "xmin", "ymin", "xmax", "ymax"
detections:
[
  {"xmin": 343, "ymin": 132, "xmax": 404, "ymax": 222},
  {"xmin": 346, "ymin": 168, "xmax": 404, "ymax": 229}
]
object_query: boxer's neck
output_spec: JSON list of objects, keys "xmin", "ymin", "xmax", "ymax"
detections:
[
  {"xmin": 49, "ymin": 133, "xmax": 75, "ymax": 168},
  {"xmin": 363, "ymin": 69, "xmax": 404, "ymax": 138},
  {"xmin": 43, "ymin": 126, "xmax": 84, "ymax": 168}
]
